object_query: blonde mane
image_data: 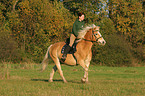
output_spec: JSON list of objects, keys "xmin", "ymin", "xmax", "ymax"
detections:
[{"xmin": 77, "ymin": 24, "xmax": 97, "ymax": 38}]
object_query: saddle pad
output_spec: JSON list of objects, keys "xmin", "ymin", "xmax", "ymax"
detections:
[{"xmin": 61, "ymin": 44, "xmax": 77, "ymax": 54}]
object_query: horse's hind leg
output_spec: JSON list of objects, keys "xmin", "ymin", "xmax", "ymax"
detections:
[
  {"xmin": 49, "ymin": 65, "xmax": 57, "ymax": 82},
  {"xmin": 57, "ymin": 63, "xmax": 67, "ymax": 83},
  {"xmin": 54, "ymin": 58, "xmax": 67, "ymax": 83}
]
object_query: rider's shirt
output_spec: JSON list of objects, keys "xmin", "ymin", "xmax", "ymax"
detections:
[{"xmin": 72, "ymin": 18, "xmax": 85, "ymax": 37}]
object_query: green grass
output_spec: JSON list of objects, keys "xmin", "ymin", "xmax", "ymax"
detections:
[{"xmin": 0, "ymin": 63, "xmax": 145, "ymax": 96}]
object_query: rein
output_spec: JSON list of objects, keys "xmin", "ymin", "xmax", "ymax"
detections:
[{"xmin": 82, "ymin": 38, "xmax": 96, "ymax": 42}]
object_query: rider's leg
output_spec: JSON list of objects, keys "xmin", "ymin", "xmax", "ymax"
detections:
[
  {"xmin": 61, "ymin": 34, "xmax": 76, "ymax": 60},
  {"xmin": 69, "ymin": 34, "xmax": 76, "ymax": 47}
]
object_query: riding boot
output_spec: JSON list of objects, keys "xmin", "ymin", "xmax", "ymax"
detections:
[{"xmin": 61, "ymin": 45, "xmax": 71, "ymax": 61}]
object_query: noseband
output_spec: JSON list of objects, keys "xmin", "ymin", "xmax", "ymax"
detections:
[{"xmin": 92, "ymin": 29, "xmax": 103, "ymax": 42}]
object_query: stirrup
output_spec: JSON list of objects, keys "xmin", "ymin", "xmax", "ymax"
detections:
[{"xmin": 61, "ymin": 54, "xmax": 67, "ymax": 62}]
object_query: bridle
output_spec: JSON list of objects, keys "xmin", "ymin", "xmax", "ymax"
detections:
[{"xmin": 83, "ymin": 29, "xmax": 102, "ymax": 42}]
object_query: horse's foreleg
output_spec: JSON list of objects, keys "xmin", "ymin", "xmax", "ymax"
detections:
[
  {"xmin": 84, "ymin": 60, "xmax": 90, "ymax": 83},
  {"xmin": 79, "ymin": 59, "xmax": 90, "ymax": 83},
  {"xmin": 86, "ymin": 70, "xmax": 89, "ymax": 82},
  {"xmin": 81, "ymin": 67, "xmax": 89, "ymax": 83},
  {"xmin": 49, "ymin": 65, "xmax": 57, "ymax": 82},
  {"xmin": 78, "ymin": 60, "xmax": 88, "ymax": 83}
]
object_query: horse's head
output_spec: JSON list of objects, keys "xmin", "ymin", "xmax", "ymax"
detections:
[
  {"xmin": 78, "ymin": 24, "xmax": 106, "ymax": 45},
  {"xmin": 91, "ymin": 26, "xmax": 106, "ymax": 45}
]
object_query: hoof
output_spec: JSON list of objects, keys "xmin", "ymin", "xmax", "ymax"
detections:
[
  {"xmin": 49, "ymin": 79, "xmax": 53, "ymax": 82},
  {"xmin": 81, "ymin": 78, "xmax": 86, "ymax": 83},
  {"xmin": 85, "ymin": 81, "xmax": 90, "ymax": 84},
  {"xmin": 64, "ymin": 81, "xmax": 68, "ymax": 83}
]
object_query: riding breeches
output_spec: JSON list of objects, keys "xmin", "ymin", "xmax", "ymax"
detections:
[{"xmin": 69, "ymin": 34, "xmax": 76, "ymax": 47}]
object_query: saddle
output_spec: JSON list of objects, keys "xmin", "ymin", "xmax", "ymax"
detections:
[{"xmin": 61, "ymin": 38, "xmax": 78, "ymax": 54}]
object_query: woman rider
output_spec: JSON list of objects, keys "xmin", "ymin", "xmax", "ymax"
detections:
[{"xmin": 61, "ymin": 12, "xmax": 85, "ymax": 60}]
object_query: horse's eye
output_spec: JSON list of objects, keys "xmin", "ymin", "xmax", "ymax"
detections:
[{"xmin": 95, "ymin": 33, "xmax": 98, "ymax": 35}]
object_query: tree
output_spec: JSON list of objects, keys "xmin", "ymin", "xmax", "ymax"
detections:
[
  {"xmin": 62, "ymin": 0, "xmax": 109, "ymax": 24},
  {"xmin": 0, "ymin": 2, "xmax": 22, "ymax": 62},
  {"xmin": 109, "ymin": 0, "xmax": 144, "ymax": 46},
  {"xmin": 3, "ymin": 0, "xmax": 75, "ymax": 62},
  {"xmin": 108, "ymin": 0, "xmax": 144, "ymax": 61}
]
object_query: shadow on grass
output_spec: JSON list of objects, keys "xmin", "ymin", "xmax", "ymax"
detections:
[
  {"xmin": 31, "ymin": 79, "xmax": 64, "ymax": 82},
  {"xmin": 31, "ymin": 79, "xmax": 49, "ymax": 82},
  {"xmin": 31, "ymin": 79, "xmax": 82, "ymax": 84}
]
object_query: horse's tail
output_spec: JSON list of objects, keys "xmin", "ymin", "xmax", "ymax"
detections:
[{"xmin": 41, "ymin": 44, "xmax": 52, "ymax": 72}]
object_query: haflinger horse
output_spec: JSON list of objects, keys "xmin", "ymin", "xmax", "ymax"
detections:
[{"xmin": 41, "ymin": 24, "xmax": 106, "ymax": 83}]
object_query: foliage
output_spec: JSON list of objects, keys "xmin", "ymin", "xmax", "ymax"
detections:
[
  {"xmin": 92, "ymin": 34, "xmax": 133, "ymax": 66},
  {"xmin": 0, "ymin": 2, "xmax": 6, "ymax": 27},
  {"xmin": 0, "ymin": 0, "xmax": 144, "ymax": 65},
  {"xmin": 0, "ymin": 0, "xmax": 75, "ymax": 63},
  {"xmin": 92, "ymin": 18, "xmax": 133, "ymax": 66},
  {"xmin": 0, "ymin": 28, "xmax": 22, "ymax": 62},
  {"xmin": 96, "ymin": 17, "xmax": 116, "ymax": 35},
  {"xmin": 108, "ymin": 0, "xmax": 144, "ymax": 63},
  {"xmin": 109, "ymin": 0, "xmax": 144, "ymax": 48},
  {"xmin": 63, "ymin": 0, "xmax": 109, "ymax": 23}
]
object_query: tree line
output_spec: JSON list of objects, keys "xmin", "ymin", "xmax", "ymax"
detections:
[{"xmin": 0, "ymin": 0, "xmax": 144, "ymax": 66}]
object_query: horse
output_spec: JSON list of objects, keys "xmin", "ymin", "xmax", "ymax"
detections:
[{"xmin": 41, "ymin": 24, "xmax": 106, "ymax": 83}]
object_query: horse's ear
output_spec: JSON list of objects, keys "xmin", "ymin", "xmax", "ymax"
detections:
[
  {"xmin": 93, "ymin": 26, "xmax": 99, "ymax": 30},
  {"xmin": 93, "ymin": 27, "xmax": 96, "ymax": 30},
  {"xmin": 95, "ymin": 26, "xmax": 100, "ymax": 30}
]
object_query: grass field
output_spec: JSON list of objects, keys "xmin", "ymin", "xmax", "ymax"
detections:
[{"xmin": 0, "ymin": 63, "xmax": 145, "ymax": 96}]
